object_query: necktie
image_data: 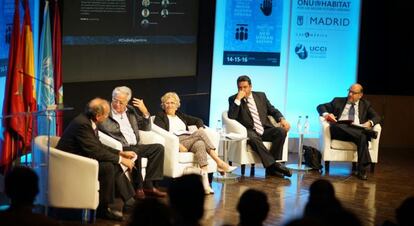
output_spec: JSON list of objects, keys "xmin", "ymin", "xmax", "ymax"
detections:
[
  {"xmin": 246, "ymin": 98, "xmax": 264, "ymax": 135},
  {"xmin": 348, "ymin": 103, "xmax": 355, "ymax": 121}
]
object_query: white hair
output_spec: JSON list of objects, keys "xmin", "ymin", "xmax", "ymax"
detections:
[{"xmin": 112, "ymin": 86, "xmax": 132, "ymax": 101}]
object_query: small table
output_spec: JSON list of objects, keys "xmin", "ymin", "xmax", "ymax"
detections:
[
  {"xmin": 286, "ymin": 132, "xmax": 314, "ymax": 171},
  {"xmin": 214, "ymin": 136, "xmax": 248, "ymax": 182}
]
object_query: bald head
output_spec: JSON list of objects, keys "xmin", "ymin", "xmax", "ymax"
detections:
[
  {"xmin": 85, "ymin": 97, "xmax": 110, "ymax": 122},
  {"xmin": 347, "ymin": 83, "xmax": 364, "ymax": 103}
]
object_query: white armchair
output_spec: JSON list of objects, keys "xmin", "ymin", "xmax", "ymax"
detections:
[
  {"xmin": 222, "ymin": 111, "xmax": 289, "ymax": 176},
  {"xmin": 34, "ymin": 135, "xmax": 99, "ymax": 223},
  {"xmin": 318, "ymin": 116, "xmax": 382, "ymax": 172},
  {"xmin": 150, "ymin": 116, "xmax": 219, "ymax": 178}
]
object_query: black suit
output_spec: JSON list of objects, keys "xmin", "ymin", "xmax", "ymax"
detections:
[
  {"xmin": 56, "ymin": 113, "xmax": 134, "ymax": 207},
  {"xmin": 228, "ymin": 91, "xmax": 287, "ymax": 168},
  {"xmin": 317, "ymin": 97, "xmax": 381, "ymax": 166},
  {"xmin": 98, "ymin": 105, "xmax": 164, "ymax": 189}
]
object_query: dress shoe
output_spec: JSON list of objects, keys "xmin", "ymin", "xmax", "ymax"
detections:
[
  {"xmin": 357, "ymin": 168, "xmax": 368, "ymax": 180},
  {"xmin": 274, "ymin": 163, "xmax": 292, "ymax": 177},
  {"xmin": 363, "ymin": 129, "xmax": 378, "ymax": 139},
  {"xmin": 97, "ymin": 207, "xmax": 123, "ymax": 221},
  {"xmin": 135, "ymin": 189, "xmax": 146, "ymax": 199},
  {"xmin": 144, "ymin": 187, "xmax": 167, "ymax": 197},
  {"xmin": 265, "ymin": 167, "xmax": 284, "ymax": 178},
  {"xmin": 217, "ymin": 165, "xmax": 238, "ymax": 175}
]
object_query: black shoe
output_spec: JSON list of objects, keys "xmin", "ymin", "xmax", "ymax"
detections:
[
  {"xmin": 97, "ymin": 207, "xmax": 123, "ymax": 221},
  {"xmin": 356, "ymin": 167, "xmax": 368, "ymax": 180},
  {"xmin": 364, "ymin": 129, "xmax": 378, "ymax": 139},
  {"xmin": 274, "ymin": 163, "xmax": 292, "ymax": 177},
  {"xmin": 265, "ymin": 167, "xmax": 284, "ymax": 178},
  {"xmin": 123, "ymin": 197, "xmax": 136, "ymax": 213}
]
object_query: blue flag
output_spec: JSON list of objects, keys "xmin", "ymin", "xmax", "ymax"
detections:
[{"xmin": 37, "ymin": 1, "xmax": 56, "ymax": 136}]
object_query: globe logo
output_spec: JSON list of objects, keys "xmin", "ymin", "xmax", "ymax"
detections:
[{"xmin": 295, "ymin": 44, "xmax": 308, "ymax": 59}]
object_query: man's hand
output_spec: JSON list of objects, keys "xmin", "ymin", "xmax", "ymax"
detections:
[
  {"xmin": 132, "ymin": 98, "xmax": 150, "ymax": 117},
  {"xmin": 361, "ymin": 121, "xmax": 372, "ymax": 128},
  {"xmin": 279, "ymin": 119, "xmax": 291, "ymax": 131},
  {"xmin": 324, "ymin": 113, "xmax": 337, "ymax": 122},
  {"xmin": 179, "ymin": 144, "xmax": 188, "ymax": 152},
  {"xmin": 236, "ymin": 90, "xmax": 247, "ymax": 101},
  {"xmin": 121, "ymin": 157, "xmax": 135, "ymax": 171},
  {"xmin": 120, "ymin": 151, "xmax": 137, "ymax": 159}
]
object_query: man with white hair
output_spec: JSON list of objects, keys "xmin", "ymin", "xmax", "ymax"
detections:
[{"xmin": 98, "ymin": 86, "xmax": 166, "ymax": 198}]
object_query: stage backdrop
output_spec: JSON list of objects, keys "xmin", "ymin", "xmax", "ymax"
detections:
[{"xmin": 209, "ymin": 0, "xmax": 361, "ymax": 138}]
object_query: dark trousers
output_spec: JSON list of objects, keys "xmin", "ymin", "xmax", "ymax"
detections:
[
  {"xmin": 98, "ymin": 162, "xmax": 134, "ymax": 208},
  {"xmin": 329, "ymin": 123, "xmax": 371, "ymax": 166},
  {"xmin": 125, "ymin": 143, "xmax": 164, "ymax": 189},
  {"xmin": 247, "ymin": 126, "xmax": 287, "ymax": 168}
]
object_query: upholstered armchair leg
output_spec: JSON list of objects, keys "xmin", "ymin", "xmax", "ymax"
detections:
[
  {"xmin": 250, "ymin": 164, "xmax": 255, "ymax": 176},
  {"xmin": 352, "ymin": 162, "xmax": 357, "ymax": 171},
  {"xmin": 82, "ymin": 209, "xmax": 96, "ymax": 224},
  {"xmin": 370, "ymin": 163, "xmax": 375, "ymax": 173},
  {"xmin": 229, "ymin": 161, "xmax": 232, "ymax": 166},
  {"xmin": 208, "ymin": 172, "xmax": 213, "ymax": 184},
  {"xmin": 324, "ymin": 161, "xmax": 330, "ymax": 172},
  {"xmin": 241, "ymin": 164, "xmax": 246, "ymax": 175}
]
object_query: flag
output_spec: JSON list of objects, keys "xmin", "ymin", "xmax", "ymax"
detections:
[
  {"xmin": 21, "ymin": 0, "xmax": 37, "ymax": 149},
  {"xmin": 1, "ymin": 0, "xmax": 25, "ymax": 169},
  {"xmin": 37, "ymin": 1, "xmax": 56, "ymax": 136},
  {"xmin": 52, "ymin": 0, "xmax": 63, "ymax": 136}
]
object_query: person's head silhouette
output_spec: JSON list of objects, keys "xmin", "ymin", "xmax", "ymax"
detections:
[
  {"xmin": 168, "ymin": 174, "xmax": 204, "ymax": 226},
  {"xmin": 237, "ymin": 189, "xmax": 269, "ymax": 226},
  {"xmin": 5, "ymin": 166, "xmax": 39, "ymax": 207}
]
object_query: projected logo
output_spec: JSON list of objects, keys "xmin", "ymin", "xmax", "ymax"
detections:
[
  {"xmin": 296, "ymin": 31, "xmax": 328, "ymax": 39},
  {"xmin": 235, "ymin": 25, "xmax": 249, "ymax": 41},
  {"xmin": 295, "ymin": 44, "xmax": 308, "ymax": 59},
  {"xmin": 297, "ymin": 16, "xmax": 304, "ymax": 26}
]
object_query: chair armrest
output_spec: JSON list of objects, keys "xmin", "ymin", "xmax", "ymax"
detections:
[
  {"xmin": 139, "ymin": 130, "xmax": 165, "ymax": 145},
  {"xmin": 203, "ymin": 126, "xmax": 220, "ymax": 149},
  {"xmin": 222, "ymin": 111, "xmax": 247, "ymax": 137},
  {"xmin": 151, "ymin": 122, "xmax": 180, "ymax": 177},
  {"xmin": 370, "ymin": 123, "xmax": 382, "ymax": 151},
  {"xmin": 319, "ymin": 116, "xmax": 332, "ymax": 151},
  {"xmin": 48, "ymin": 147, "xmax": 99, "ymax": 209},
  {"xmin": 98, "ymin": 131, "xmax": 122, "ymax": 150}
]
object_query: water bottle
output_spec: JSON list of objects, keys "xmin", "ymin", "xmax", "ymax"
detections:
[
  {"xmin": 303, "ymin": 115, "xmax": 310, "ymax": 134},
  {"xmin": 216, "ymin": 119, "xmax": 223, "ymax": 138},
  {"xmin": 297, "ymin": 116, "xmax": 302, "ymax": 133}
]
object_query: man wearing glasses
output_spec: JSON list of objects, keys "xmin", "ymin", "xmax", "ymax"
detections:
[
  {"xmin": 99, "ymin": 86, "xmax": 166, "ymax": 199},
  {"xmin": 317, "ymin": 83, "xmax": 381, "ymax": 180}
]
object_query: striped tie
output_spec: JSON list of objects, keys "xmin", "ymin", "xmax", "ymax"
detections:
[
  {"xmin": 348, "ymin": 103, "xmax": 355, "ymax": 121},
  {"xmin": 246, "ymin": 98, "xmax": 264, "ymax": 135}
]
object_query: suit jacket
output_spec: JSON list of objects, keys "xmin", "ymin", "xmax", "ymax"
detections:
[
  {"xmin": 153, "ymin": 111, "xmax": 204, "ymax": 132},
  {"xmin": 228, "ymin": 91, "xmax": 284, "ymax": 130},
  {"xmin": 98, "ymin": 105, "xmax": 151, "ymax": 147},
  {"xmin": 317, "ymin": 97, "xmax": 381, "ymax": 125},
  {"xmin": 56, "ymin": 113, "xmax": 120, "ymax": 164}
]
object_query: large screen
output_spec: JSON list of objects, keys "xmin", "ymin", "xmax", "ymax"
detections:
[{"xmin": 62, "ymin": 0, "xmax": 199, "ymax": 82}]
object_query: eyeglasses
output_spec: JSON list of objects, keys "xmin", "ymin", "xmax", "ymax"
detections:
[
  {"xmin": 112, "ymin": 98, "xmax": 127, "ymax": 105},
  {"xmin": 348, "ymin": 89, "xmax": 361, "ymax": 95}
]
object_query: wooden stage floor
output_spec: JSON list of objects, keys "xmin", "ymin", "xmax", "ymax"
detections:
[{"xmin": 45, "ymin": 147, "xmax": 414, "ymax": 226}]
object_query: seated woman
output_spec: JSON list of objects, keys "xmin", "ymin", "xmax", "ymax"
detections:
[{"xmin": 154, "ymin": 92, "xmax": 237, "ymax": 194}]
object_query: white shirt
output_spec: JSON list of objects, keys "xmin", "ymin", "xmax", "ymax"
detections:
[
  {"xmin": 111, "ymin": 109, "xmax": 137, "ymax": 145},
  {"xmin": 339, "ymin": 101, "xmax": 360, "ymax": 125},
  {"xmin": 167, "ymin": 115, "xmax": 187, "ymax": 134}
]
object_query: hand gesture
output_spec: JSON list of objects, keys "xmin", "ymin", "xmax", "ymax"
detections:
[
  {"xmin": 121, "ymin": 157, "xmax": 135, "ymax": 171},
  {"xmin": 132, "ymin": 98, "xmax": 150, "ymax": 117},
  {"xmin": 260, "ymin": 0, "xmax": 272, "ymax": 16},
  {"xmin": 236, "ymin": 90, "xmax": 247, "ymax": 101},
  {"xmin": 179, "ymin": 144, "xmax": 188, "ymax": 152},
  {"xmin": 279, "ymin": 119, "xmax": 291, "ymax": 131},
  {"xmin": 120, "ymin": 151, "xmax": 137, "ymax": 159}
]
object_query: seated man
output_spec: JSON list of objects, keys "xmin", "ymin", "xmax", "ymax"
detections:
[
  {"xmin": 317, "ymin": 83, "xmax": 381, "ymax": 180},
  {"xmin": 228, "ymin": 75, "xmax": 292, "ymax": 178},
  {"xmin": 98, "ymin": 86, "xmax": 166, "ymax": 198},
  {"xmin": 56, "ymin": 98, "xmax": 136, "ymax": 221}
]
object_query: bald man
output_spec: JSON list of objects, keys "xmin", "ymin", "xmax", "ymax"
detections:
[
  {"xmin": 57, "ymin": 98, "xmax": 136, "ymax": 221},
  {"xmin": 317, "ymin": 83, "xmax": 381, "ymax": 180}
]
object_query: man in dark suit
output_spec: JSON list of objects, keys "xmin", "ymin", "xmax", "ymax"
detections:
[
  {"xmin": 98, "ymin": 86, "xmax": 166, "ymax": 199},
  {"xmin": 317, "ymin": 83, "xmax": 381, "ymax": 180},
  {"xmin": 228, "ymin": 75, "xmax": 292, "ymax": 177},
  {"xmin": 56, "ymin": 98, "xmax": 136, "ymax": 221}
]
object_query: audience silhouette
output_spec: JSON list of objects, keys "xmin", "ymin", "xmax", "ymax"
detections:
[
  {"xmin": 237, "ymin": 189, "xmax": 269, "ymax": 226},
  {"xmin": 382, "ymin": 196, "xmax": 414, "ymax": 226},
  {"xmin": 168, "ymin": 174, "xmax": 205, "ymax": 226},
  {"xmin": 128, "ymin": 198, "xmax": 172, "ymax": 226},
  {"xmin": 0, "ymin": 166, "xmax": 60, "ymax": 226}
]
